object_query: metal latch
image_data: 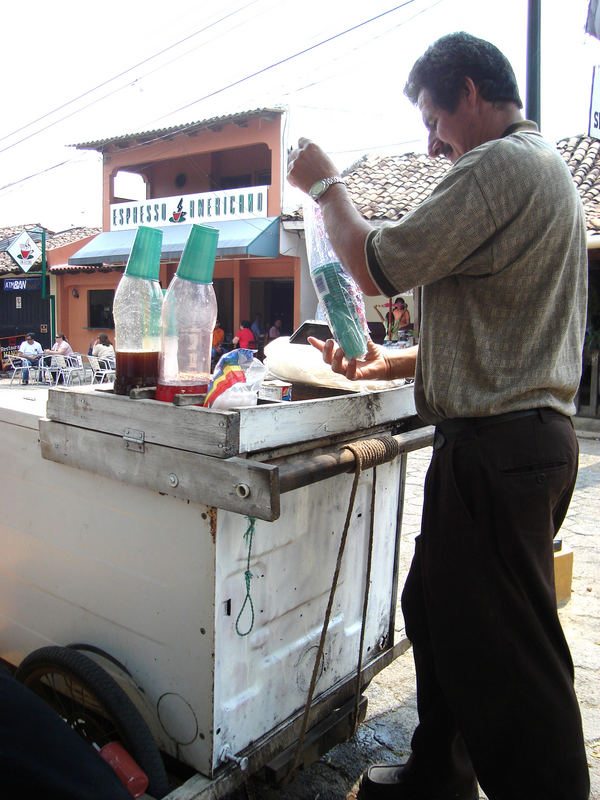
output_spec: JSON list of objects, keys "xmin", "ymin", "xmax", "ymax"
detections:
[{"xmin": 123, "ymin": 428, "xmax": 145, "ymax": 453}]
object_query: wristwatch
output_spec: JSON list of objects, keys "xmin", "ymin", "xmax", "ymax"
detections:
[{"xmin": 309, "ymin": 176, "xmax": 346, "ymax": 201}]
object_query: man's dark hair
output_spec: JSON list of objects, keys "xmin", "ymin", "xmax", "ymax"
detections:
[{"xmin": 404, "ymin": 32, "xmax": 523, "ymax": 112}]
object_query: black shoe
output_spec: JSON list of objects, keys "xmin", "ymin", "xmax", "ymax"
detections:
[
  {"xmin": 21, "ymin": 381, "xmax": 28, "ymax": 385},
  {"xmin": 357, "ymin": 763, "xmax": 479, "ymax": 799}
]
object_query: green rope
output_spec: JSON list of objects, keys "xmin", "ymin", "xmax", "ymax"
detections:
[{"xmin": 235, "ymin": 516, "xmax": 256, "ymax": 636}]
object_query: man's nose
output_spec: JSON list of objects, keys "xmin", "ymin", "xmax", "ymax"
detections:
[{"xmin": 428, "ymin": 131, "xmax": 444, "ymax": 158}]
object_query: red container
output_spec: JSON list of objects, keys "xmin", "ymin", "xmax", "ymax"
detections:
[{"xmin": 98, "ymin": 741, "xmax": 149, "ymax": 798}]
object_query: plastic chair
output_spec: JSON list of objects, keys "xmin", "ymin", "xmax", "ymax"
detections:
[
  {"xmin": 7, "ymin": 355, "xmax": 38, "ymax": 385},
  {"xmin": 45, "ymin": 354, "xmax": 86, "ymax": 386},
  {"xmin": 67, "ymin": 354, "xmax": 87, "ymax": 385},
  {"xmin": 86, "ymin": 355, "xmax": 116, "ymax": 384},
  {"xmin": 37, "ymin": 354, "xmax": 56, "ymax": 385}
]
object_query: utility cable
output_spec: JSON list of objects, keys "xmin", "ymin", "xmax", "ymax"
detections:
[
  {"xmin": 160, "ymin": 0, "xmax": 417, "ymax": 119},
  {"xmin": 0, "ymin": 0, "xmax": 427, "ymax": 195},
  {"xmin": 0, "ymin": 0, "xmax": 261, "ymax": 153}
]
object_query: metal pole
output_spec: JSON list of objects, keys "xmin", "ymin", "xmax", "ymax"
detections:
[
  {"xmin": 274, "ymin": 427, "xmax": 434, "ymax": 494},
  {"xmin": 41, "ymin": 228, "xmax": 47, "ymax": 299},
  {"xmin": 526, "ymin": 0, "xmax": 541, "ymax": 127}
]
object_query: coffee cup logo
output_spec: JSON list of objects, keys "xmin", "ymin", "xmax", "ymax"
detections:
[{"xmin": 169, "ymin": 198, "xmax": 187, "ymax": 224}]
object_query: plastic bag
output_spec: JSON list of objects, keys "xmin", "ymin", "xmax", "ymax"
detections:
[
  {"xmin": 303, "ymin": 199, "xmax": 368, "ymax": 360},
  {"xmin": 264, "ymin": 336, "xmax": 406, "ymax": 392},
  {"xmin": 204, "ymin": 349, "xmax": 266, "ymax": 409}
]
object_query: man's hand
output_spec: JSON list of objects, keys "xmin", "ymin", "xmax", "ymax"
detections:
[
  {"xmin": 308, "ymin": 337, "xmax": 392, "ymax": 381},
  {"xmin": 309, "ymin": 336, "xmax": 418, "ymax": 382},
  {"xmin": 287, "ymin": 138, "xmax": 340, "ymax": 194}
]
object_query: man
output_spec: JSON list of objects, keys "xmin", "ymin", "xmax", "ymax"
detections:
[
  {"xmin": 251, "ymin": 313, "xmax": 264, "ymax": 342},
  {"xmin": 287, "ymin": 32, "xmax": 589, "ymax": 800},
  {"xmin": 18, "ymin": 332, "xmax": 43, "ymax": 384}
]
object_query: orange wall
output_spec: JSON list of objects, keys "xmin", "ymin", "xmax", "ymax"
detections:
[
  {"xmin": 102, "ymin": 115, "xmax": 283, "ymax": 229},
  {"xmin": 51, "ymin": 255, "xmax": 301, "ymax": 352},
  {"xmin": 57, "ymin": 271, "xmax": 120, "ymax": 355}
]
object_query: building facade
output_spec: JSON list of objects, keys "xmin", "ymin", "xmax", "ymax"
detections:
[{"xmin": 50, "ymin": 108, "xmax": 313, "ymax": 353}]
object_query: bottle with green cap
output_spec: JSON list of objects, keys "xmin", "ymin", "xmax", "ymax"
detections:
[
  {"xmin": 155, "ymin": 224, "xmax": 219, "ymax": 402},
  {"xmin": 112, "ymin": 226, "xmax": 164, "ymax": 395}
]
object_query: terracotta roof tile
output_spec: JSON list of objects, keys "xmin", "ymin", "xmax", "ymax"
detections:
[
  {"xmin": 72, "ymin": 108, "xmax": 285, "ymax": 152},
  {"xmin": 285, "ymin": 135, "xmax": 600, "ymax": 235},
  {"xmin": 0, "ymin": 225, "xmax": 101, "ymax": 275}
]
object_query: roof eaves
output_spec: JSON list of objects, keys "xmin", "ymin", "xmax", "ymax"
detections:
[{"xmin": 71, "ymin": 107, "xmax": 286, "ymax": 152}]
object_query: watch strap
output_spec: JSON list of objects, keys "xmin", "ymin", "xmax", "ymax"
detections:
[{"xmin": 313, "ymin": 176, "xmax": 346, "ymax": 200}]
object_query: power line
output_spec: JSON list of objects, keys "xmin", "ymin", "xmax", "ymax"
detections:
[
  {"xmin": 278, "ymin": 0, "xmax": 444, "ymax": 100},
  {"xmin": 0, "ymin": 0, "xmax": 423, "ymax": 197},
  {"xmin": 0, "ymin": 0, "xmax": 261, "ymax": 155},
  {"xmin": 160, "ymin": 0, "xmax": 417, "ymax": 119},
  {"xmin": 0, "ymin": 158, "xmax": 77, "ymax": 193}
]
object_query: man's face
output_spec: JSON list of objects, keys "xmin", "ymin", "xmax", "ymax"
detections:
[
  {"xmin": 417, "ymin": 88, "xmax": 474, "ymax": 164},
  {"xmin": 26, "ymin": 336, "xmax": 34, "ymax": 345}
]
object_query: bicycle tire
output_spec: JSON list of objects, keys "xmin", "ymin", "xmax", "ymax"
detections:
[{"xmin": 16, "ymin": 645, "xmax": 169, "ymax": 798}]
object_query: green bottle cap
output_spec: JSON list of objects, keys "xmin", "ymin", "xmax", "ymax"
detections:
[
  {"xmin": 125, "ymin": 226, "xmax": 163, "ymax": 280},
  {"xmin": 176, "ymin": 224, "xmax": 219, "ymax": 283}
]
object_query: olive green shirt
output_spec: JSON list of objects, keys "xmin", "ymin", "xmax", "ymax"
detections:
[{"xmin": 365, "ymin": 122, "xmax": 587, "ymax": 425}]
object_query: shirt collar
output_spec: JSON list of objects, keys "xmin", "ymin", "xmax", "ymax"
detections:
[{"xmin": 501, "ymin": 120, "xmax": 539, "ymax": 138}]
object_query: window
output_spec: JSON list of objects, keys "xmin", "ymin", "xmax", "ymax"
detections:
[{"xmin": 89, "ymin": 289, "xmax": 115, "ymax": 328}]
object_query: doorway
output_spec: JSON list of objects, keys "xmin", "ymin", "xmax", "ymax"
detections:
[{"xmin": 250, "ymin": 278, "xmax": 294, "ymax": 337}]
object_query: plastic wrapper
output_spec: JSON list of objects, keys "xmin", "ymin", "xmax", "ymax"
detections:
[
  {"xmin": 264, "ymin": 336, "xmax": 406, "ymax": 392},
  {"xmin": 303, "ymin": 199, "xmax": 368, "ymax": 360},
  {"xmin": 203, "ymin": 349, "xmax": 266, "ymax": 409}
]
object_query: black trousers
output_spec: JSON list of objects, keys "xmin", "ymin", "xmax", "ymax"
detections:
[
  {"xmin": 401, "ymin": 409, "xmax": 589, "ymax": 800},
  {"xmin": 0, "ymin": 668, "xmax": 131, "ymax": 799}
]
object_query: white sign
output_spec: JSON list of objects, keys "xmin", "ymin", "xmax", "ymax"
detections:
[
  {"xmin": 7, "ymin": 231, "xmax": 41, "ymax": 273},
  {"xmin": 590, "ymin": 65, "xmax": 600, "ymax": 139},
  {"xmin": 110, "ymin": 186, "xmax": 269, "ymax": 231}
]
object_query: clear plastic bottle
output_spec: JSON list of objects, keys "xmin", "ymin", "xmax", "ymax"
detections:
[
  {"xmin": 303, "ymin": 200, "xmax": 368, "ymax": 360},
  {"xmin": 155, "ymin": 224, "xmax": 219, "ymax": 402},
  {"xmin": 113, "ymin": 226, "xmax": 164, "ymax": 395}
]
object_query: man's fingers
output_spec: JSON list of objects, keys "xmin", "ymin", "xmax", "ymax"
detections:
[
  {"xmin": 322, "ymin": 338, "xmax": 337, "ymax": 365},
  {"xmin": 307, "ymin": 336, "xmax": 325, "ymax": 353}
]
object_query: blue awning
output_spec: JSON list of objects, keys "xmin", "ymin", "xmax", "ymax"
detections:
[{"xmin": 68, "ymin": 218, "xmax": 280, "ymax": 266}]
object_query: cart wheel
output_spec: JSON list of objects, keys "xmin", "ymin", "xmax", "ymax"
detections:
[{"xmin": 15, "ymin": 645, "xmax": 169, "ymax": 799}]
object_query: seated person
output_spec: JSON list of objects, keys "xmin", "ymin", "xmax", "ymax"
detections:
[
  {"xmin": 232, "ymin": 320, "xmax": 255, "ymax": 349},
  {"xmin": 91, "ymin": 333, "xmax": 115, "ymax": 361},
  {"xmin": 17, "ymin": 332, "xmax": 43, "ymax": 384},
  {"xmin": 42, "ymin": 333, "xmax": 74, "ymax": 383},
  {"xmin": 268, "ymin": 319, "xmax": 282, "ymax": 341},
  {"xmin": 44, "ymin": 333, "xmax": 73, "ymax": 357}
]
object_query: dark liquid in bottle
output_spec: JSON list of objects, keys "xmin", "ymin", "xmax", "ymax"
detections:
[{"xmin": 114, "ymin": 351, "xmax": 159, "ymax": 396}]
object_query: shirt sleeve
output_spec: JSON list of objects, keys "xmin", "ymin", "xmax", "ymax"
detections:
[{"xmin": 365, "ymin": 153, "xmax": 497, "ymax": 293}]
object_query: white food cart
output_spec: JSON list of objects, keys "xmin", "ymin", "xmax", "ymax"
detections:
[{"xmin": 0, "ymin": 380, "xmax": 432, "ymax": 798}]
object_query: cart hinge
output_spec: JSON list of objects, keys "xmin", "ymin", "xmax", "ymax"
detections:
[{"xmin": 123, "ymin": 428, "xmax": 145, "ymax": 453}]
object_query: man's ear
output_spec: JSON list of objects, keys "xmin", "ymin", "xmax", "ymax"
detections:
[{"xmin": 463, "ymin": 77, "xmax": 479, "ymax": 107}]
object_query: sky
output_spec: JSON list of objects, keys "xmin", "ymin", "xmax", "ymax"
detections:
[{"xmin": 1, "ymin": 0, "xmax": 599, "ymax": 231}]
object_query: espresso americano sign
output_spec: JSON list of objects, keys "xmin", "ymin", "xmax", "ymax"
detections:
[{"xmin": 110, "ymin": 186, "xmax": 268, "ymax": 231}]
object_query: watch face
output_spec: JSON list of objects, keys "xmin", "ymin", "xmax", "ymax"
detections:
[{"xmin": 309, "ymin": 179, "xmax": 326, "ymax": 199}]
